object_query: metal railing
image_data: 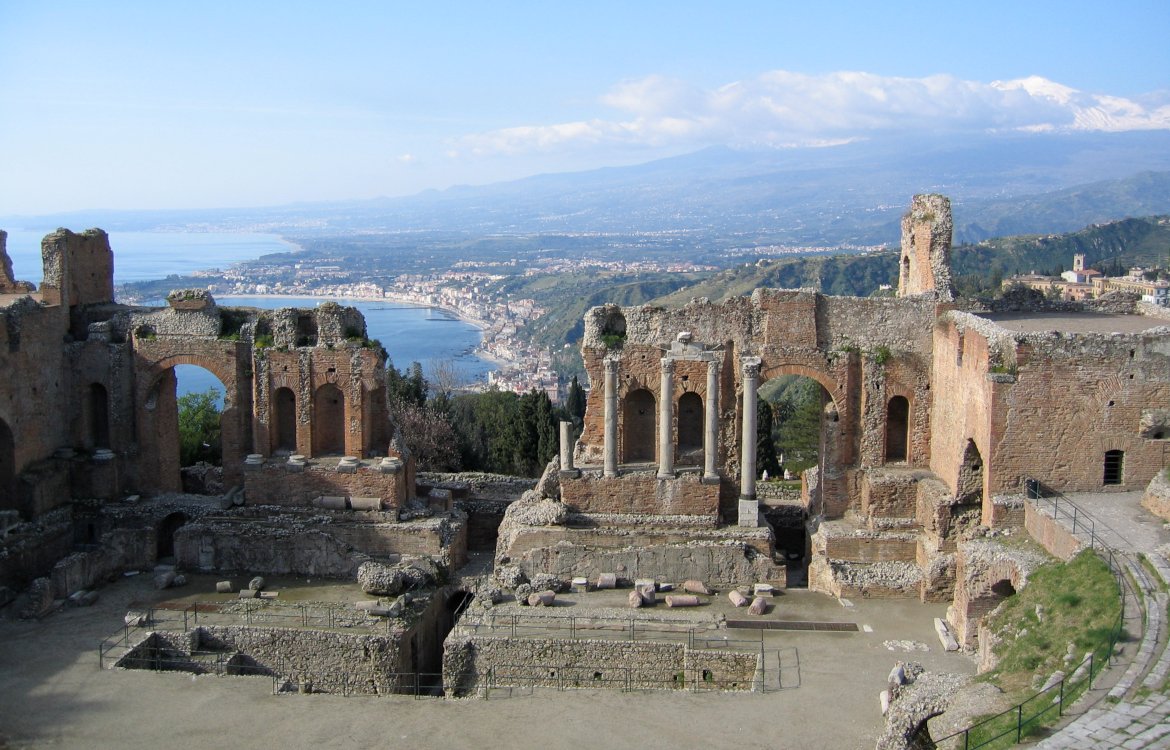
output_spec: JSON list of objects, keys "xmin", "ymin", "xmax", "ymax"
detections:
[{"xmin": 931, "ymin": 480, "xmax": 1135, "ymax": 749}]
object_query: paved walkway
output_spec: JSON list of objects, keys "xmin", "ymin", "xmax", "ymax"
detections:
[{"xmin": 1033, "ymin": 491, "xmax": 1170, "ymax": 749}]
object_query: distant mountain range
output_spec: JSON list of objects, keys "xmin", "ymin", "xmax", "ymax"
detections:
[{"xmin": 5, "ymin": 130, "xmax": 1170, "ymax": 248}]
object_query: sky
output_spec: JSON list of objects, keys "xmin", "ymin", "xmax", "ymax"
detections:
[{"xmin": 1, "ymin": 1, "xmax": 1168, "ymax": 216}]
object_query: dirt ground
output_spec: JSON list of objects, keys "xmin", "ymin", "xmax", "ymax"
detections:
[{"xmin": 0, "ymin": 575, "xmax": 977, "ymax": 750}]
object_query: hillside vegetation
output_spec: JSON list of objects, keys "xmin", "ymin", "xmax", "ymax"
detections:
[{"xmin": 651, "ymin": 215, "xmax": 1170, "ymax": 306}]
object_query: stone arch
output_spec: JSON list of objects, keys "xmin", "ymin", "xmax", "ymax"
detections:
[
  {"xmin": 87, "ymin": 382, "xmax": 111, "ymax": 449},
  {"xmin": 622, "ymin": 388, "xmax": 656, "ymax": 463},
  {"xmin": 678, "ymin": 392, "xmax": 704, "ymax": 452},
  {"xmin": 313, "ymin": 383, "xmax": 346, "ymax": 455},
  {"xmin": 885, "ymin": 395, "xmax": 910, "ymax": 463},
  {"xmin": 272, "ymin": 387, "xmax": 298, "ymax": 453},
  {"xmin": 0, "ymin": 418, "xmax": 15, "ymax": 512}
]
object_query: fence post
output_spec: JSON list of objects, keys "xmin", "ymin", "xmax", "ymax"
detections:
[
  {"xmin": 1058, "ymin": 677, "xmax": 1065, "ymax": 717},
  {"xmin": 630, "ymin": 619, "xmax": 635, "ymax": 641},
  {"xmin": 1089, "ymin": 652, "xmax": 1095, "ymax": 688},
  {"xmin": 1016, "ymin": 703, "xmax": 1023, "ymax": 742}
]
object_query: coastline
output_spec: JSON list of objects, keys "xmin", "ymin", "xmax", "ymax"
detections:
[
  {"xmin": 216, "ymin": 293, "xmax": 491, "ymax": 332},
  {"xmin": 215, "ymin": 292, "xmax": 515, "ymax": 375}
]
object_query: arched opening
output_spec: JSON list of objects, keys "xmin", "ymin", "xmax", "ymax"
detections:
[
  {"xmin": 990, "ymin": 579, "xmax": 1016, "ymax": 597},
  {"xmin": 0, "ymin": 419, "xmax": 16, "ymax": 512},
  {"xmin": 677, "ymin": 391, "xmax": 704, "ymax": 462},
  {"xmin": 760, "ymin": 375, "xmax": 832, "ymax": 483},
  {"xmin": 622, "ymin": 388, "xmax": 656, "ymax": 463},
  {"xmin": 759, "ymin": 374, "xmax": 836, "ymax": 587},
  {"xmin": 1103, "ymin": 450, "xmax": 1124, "ymax": 485},
  {"xmin": 173, "ymin": 366, "xmax": 224, "ymax": 468},
  {"xmin": 88, "ymin": 383, "xmax": 111, "ymax": 449},
  {"xmin": 884, "ymin": 395, "xmax": 910, "ymax": 463},
  {"xmin": 272, "ymin": 387, "xmax": 298, "ymax": 453},
  {"xmin": 313, "ymin": 383, "xmax": 346, "ymax": 455},
  {"xmin": 157, "ymin": 512, "xmax": 188, "ymax": 561}
]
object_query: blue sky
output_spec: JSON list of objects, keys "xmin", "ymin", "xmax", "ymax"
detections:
[{"xmin": 1, "ymin": 1, "xmax": 1168, "ymax": 215}]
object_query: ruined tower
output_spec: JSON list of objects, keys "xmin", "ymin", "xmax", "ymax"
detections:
[{"xmin": 897, "ymin": 193, "xmax": 955, "ymax": 301}]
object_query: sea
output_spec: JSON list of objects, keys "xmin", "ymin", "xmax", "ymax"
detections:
[{"xmin": 2, "ymin": 229, "xmax": 493, "ymax": 399}]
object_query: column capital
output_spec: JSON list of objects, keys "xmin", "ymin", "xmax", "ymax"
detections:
[
  {"xmin": 660, "ymin": 357, "xmax": 675, "ymax": 374},
  {"xmin": 741, "ymin": 356, "xmax": 761, "ymax": 380},
  {"xmin": 603, "ymin": 358, "xmax": 620, "ymax": 375}
]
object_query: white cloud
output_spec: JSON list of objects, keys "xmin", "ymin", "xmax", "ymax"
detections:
[
  {"xmin": 455, "ymin": 70, "xmax": 1170, "ymax": 157},
  {"xmin": 397, "ymin": 153, "xmax": 415, "ymax": 163}
]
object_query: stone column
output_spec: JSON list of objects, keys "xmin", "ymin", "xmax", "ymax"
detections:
[
  {"xmin": 703, "ymin": 357, "xmax": 719, "ymax": 483},
  {"xmin": 559, "ymin": 420, "xmax": 578, "ymax": 477},
  {"xmin": 657, "ymin": 358, "xmax": 675, "ymax": 479},
  {"xmin": 603, "ymin": 358, "xmax": 619, "ymax": 477},
  {"xmin": 738, "ymin": 357, "xmax": 761, "ymax": 527}
]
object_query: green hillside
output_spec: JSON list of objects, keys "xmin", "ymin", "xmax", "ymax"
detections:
[{"xmin": 653, "ymin": 215, "xmax": 1170, "ymax": 306}]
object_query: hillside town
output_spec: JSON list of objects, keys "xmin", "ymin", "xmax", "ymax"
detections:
[{"xmin": 1005, "ymin": 252, "xmax": 1170, "ymax": 305}]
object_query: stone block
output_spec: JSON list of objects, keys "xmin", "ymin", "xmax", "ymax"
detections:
[
  {"xmin": 349, "ymin": 496, "xmax": 383, "ymax": 511},
  {"xmin": 728, "ymin": 590, "xmax": 749, "ymax": 607},
  {"xmin": 596, "ymin": 572, "xmax": 617, "ymax": 589},
  {"xmin": 215, "ymin": 580, "xmax": 232, "ymax": 593},
  {"xmin": 665, "ymin": 594, "xmax": 700, "ymax": 608},
  {"xmin": 934, "ymin": 618, "xmax": 959, "ymax": 652},
  {"xmin": 682, "ymin": 580, "xmax": 711, "ymax": 595},
  {"xmin": 748, "ymin": 596, "xmax": 768, "ymax": 615}
]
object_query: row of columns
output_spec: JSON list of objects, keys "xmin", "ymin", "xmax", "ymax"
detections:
[{"xmin": 598, "ymin": 354, "xmax": 757, "ymax": 491}]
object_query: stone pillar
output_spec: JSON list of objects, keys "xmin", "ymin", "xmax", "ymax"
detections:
[
  {"xmin": 559, "ymin": 420, "xmax": 578, "ymax": 477},
  {"xmin": 657, "ymin": 358, "xmax": 675, "ymax": 479},
  {"xmin": 603, "ymin": 358, "xmax": 619, "ymax": 477},
  {"xmin": 703, "ymin": 357, "xmax": 719, "ymax": 483},
  {"xmin": 738, "ymin": 357, "xmax": 761, "ymax": 527}
]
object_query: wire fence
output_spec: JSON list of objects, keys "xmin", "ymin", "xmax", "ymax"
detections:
[{"xmin": 932, "ymin": 480, "xmax": 1135, "ymax": 750}]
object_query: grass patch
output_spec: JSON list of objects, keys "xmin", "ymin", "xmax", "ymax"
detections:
[
  {"xmin": 1138, "ymin": 553, "xmax": 1168, "ymax": 593},
  {"xmin": 959, "ymin": 550, "xmax": 1123, "ymax": 748},
  {"xmin": 982, "ymin": 550, "xmax": 1121, "ymax": 696}
]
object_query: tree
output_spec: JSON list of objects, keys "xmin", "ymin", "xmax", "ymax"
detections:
[
  {"xmin": 178, "ymin": 388, "xmax": 221, "ymax": 466},
  {"xmin": 565, "ymin": 375, "xmax": 587, "ymax": 427},
  {"xmin": 757, "ymin": 399, "xmax": 783, "ymax": 480},
  {"xmin": 392, "ymin": 402, "xmax": 462, "ymax": 472},
  {"xmin": 386, "ymin": 359, "xmax": 427, "ymax": 408}
]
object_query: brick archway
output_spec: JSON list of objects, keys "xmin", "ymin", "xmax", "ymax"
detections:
[{"xmin": 134, "ymin": 342, "xmax": 252, "ymax": 493}]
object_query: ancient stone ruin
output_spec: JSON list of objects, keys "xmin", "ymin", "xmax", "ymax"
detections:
[{"xmin": 1, "ymin": 196, "xmax": 1168, "ymax": 737}]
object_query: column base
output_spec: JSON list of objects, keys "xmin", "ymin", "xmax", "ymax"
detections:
[
  {"xmin": 603, "ymin": 470, "xmax": 618, "ymax": 479},
  {"xmin": 737, "ymin": 497, "xmax": 760, "ymax": 527},
  {"xmin": 701, "ymin": 473, "xmax": 720, "ymax": 485},
  {"xmin": 656, "ymin": 471, "xmax": 675, "ymax": 480},
  {"xmin": 559, "ymin": 469, "xmax": 581, "ymax": 479}
]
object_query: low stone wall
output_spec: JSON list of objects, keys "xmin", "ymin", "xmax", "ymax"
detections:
[
  {"xmin": 1024, "ymin": 500, "xmax": 1083, "ymax": 562},
  {"xmin": 175, "ymin": 512, "xmax": 466, "ymax": 577},
  {"xmin": 50, "ymin": 528, "xmax": 153, "ymax": 597},
  {"xmin": 244, "ymin": 462, "xmax": 406, "ymax": 512},
  {"xmin": 143, "ymin": 625, "xmax": 407, "ymax": 694},
  {"xmin": 560, "ymin": 471, "xmax": 719, "ymax": 517},
  {"xmin": 442, "ymin": 633, "xmax": 759, "ymax": 694},
  {"xmin": 1141, "ymin": 470, "xmax": 1170, "ymax": 521},
  {"xmin": 0, "ymin": 508, "xmax": 74, "ymax": 589},
  {"xmin": 176, "ymin": 522, "xmax": 366, "ymax": 578},
  {"xmin": 502, "ymin": 525, "xmax": 782, "ymax": 586}
]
